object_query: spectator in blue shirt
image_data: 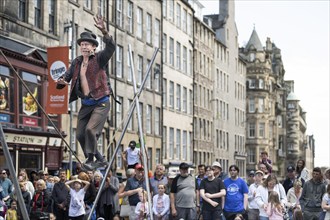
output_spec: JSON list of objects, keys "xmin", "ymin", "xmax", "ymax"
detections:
[{"xmin": 223, "ymin": 165, "xmax": 248, "ymax": 220}]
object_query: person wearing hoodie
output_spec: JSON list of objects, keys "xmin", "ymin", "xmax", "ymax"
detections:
[{"xmin": 299, "ymin": 167, "xmax": 326, "ymax": 220}]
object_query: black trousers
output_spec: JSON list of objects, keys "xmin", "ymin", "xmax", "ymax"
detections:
[{"xmin": 76, "ymin": 100, "xmax": 110, "ymax": 158}]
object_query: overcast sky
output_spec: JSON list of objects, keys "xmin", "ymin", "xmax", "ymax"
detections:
[{"xmin": 201, "ymin": 0, "xmax": 330, "ymax": 167}]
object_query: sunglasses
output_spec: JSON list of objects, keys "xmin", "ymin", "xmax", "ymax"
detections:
[{"xmin": 2, "ymin": 172, "xmax": 6, "ymax": 174}]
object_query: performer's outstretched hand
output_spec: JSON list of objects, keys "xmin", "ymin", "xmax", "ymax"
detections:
[{"xmin": 94, "ymin": 15, "xmax": 106, "ymax": 31}]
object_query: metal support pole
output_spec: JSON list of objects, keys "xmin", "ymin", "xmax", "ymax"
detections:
[
  {"xmin": 128, "ymin": 44, "xmax": 154, "ymax": 219},
  {"xmin": 0, "ymin": 123, "xmax": 30, "ymax": 220},
  {"xmin": 0, "ymin": 49, "xmax": 83, "ymax": 165},
  {"xmin": 69, "ymin": 9, "xmax": 75, "ymax": 176},
  {"xmin": 87, "ymin": 47, "xmax": 159, "ymax": 219}
]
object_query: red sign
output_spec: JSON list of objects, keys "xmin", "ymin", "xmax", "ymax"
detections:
[
  {"xmin": 46, "ymin": 46, "xmax": 69, "ymax": 114},
  {"xmin": 23, "ymin": 117, "xmax": 38, "ymax": 126}
]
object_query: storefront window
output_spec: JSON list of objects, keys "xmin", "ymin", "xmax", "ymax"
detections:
[
  {"xmin": 0, "ymin": 65, "xmax": 14, "ymax": 124},
  {"xmin": 19, "ymin": 71, "xmax": 42, "ymax": 128},
  {"xmin": 19, "ymin": 152, "xmax": 41, "ymax": 170}
]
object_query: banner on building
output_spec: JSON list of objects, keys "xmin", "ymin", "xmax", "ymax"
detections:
[{"xmin": 46, "ymin": 46, "xmax": 69, "ymax": 114}]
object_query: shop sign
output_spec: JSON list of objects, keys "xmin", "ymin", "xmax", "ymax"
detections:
[
  {"xmin": 0, "ymin": 114, "xmax": 9, "ymax": 122},
  {"xmin": 23, "ymin": 117, "xmax": 38, "ymax": 126},
  {"xmin": 4, "ymin": 133, "xmax": 47, "ymax": 145}
]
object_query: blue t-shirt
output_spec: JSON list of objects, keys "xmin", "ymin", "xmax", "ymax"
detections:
[{"xmin": 223, "ymin": 177, "xmax": 248, "ymax": 212}]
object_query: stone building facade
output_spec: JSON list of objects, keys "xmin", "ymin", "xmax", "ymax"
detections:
[
  {"xmin": 204, "ymin": 0, "xmax": 247, "ymax": 175},
  {"xmin": 162, "ymin": 0, "xmax": 194, "ymax": 170},
  {"xmin": 1, "ymin": 0, "xmax": 313, "ymax": 177}
]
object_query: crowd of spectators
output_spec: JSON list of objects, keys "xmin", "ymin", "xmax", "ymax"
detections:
[{"xmin": 0, "ymin": 149, "xmax": 329, "ymax": 220}]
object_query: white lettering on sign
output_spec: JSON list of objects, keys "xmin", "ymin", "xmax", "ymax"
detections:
[
  {"xmin": 50, "ymin": 61, "xmax": 67, "ymax": 80},
  {"xmin": 50, "ymin": 95, "xmax": 65, "ymax": 102}
]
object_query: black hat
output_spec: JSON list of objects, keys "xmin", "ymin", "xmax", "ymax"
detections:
[
  {"xmin": 287, "ymin": 165, "xmax": 295, "ymax": 172},
  {"xmin": 129, "ymin": 140, "xmax": 136, "ymax": 147},
  {"xmin": 179, "ymin": 162, "xmax": 189, "ymax": 170},
  {"xmin": 77, "ymin": 32, "xmax": 99, "ymax": 47}
]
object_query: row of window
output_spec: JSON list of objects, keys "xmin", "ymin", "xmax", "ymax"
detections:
[
  {"xmin": 215, "ymin": 129, "xmax": 229, "ymax": 150},
  {"xmin": 248, "ymin": 122, "xmax": 274, "ymax": 138},
  {"xmin": 214, "ymin": 100, "xmax": 229, "ymax": 121},
  {"xmin": 163, "ymin": 34, "xmax": 193, "ymax": 76},
  {"xmin": 115, "ymin": 97, "xmax": 161, "ymax": 136},
  {"xmin": 163, "ymin": 0, "xmax": 193, "ymax": 36},
  {"xmin": 195, "ymin": 51, "xmax": 213, "ymax": 78},
  {"xmin": 162, "ymin": 126, "xmax": 192, "ymax": 161},
  {"xmin": 248, "ymin": 97, "xmax": 272, "ymax": 114},
  {"xmin": 195, "ymin": 151, "xmax": 215, "ymax": 168},
  {"xmin": 234, "ymin": 134, "xmax": 245, "ymax": 152},
  {"xmin": 195, "ymin": 84, "xmax": 213, "ymax": 111},
  {"xmin": 163, "ymin": 79, "xmax": 193, "ymax": 114},
  {"xmin": 248, "ymin": 78, "xmax": 273, "ymax": 91},
  {"xmin": 115, "ymin": 45, "xmax": 161, "ymax": 91},
  {"xmin": 234, "ymin": 81, "xmax": 245, "ymax": 100},
  {"xmin": 18, "ymin": 0, "xmax": 56, "ymax": 34},
  {"xmin": 215, "ymin": 69, "xmax": 230, "ymax": 93},
  {"xmin": 194, "ymin": 118, "xmax": 213, "ymax": 142},
  {"xmin": 234, "ymin": 108, "xmax": 245, "ymax": 127},
  {"xmin": 116, "ymin": 1, "xmax": 161, "ymax": 47}
]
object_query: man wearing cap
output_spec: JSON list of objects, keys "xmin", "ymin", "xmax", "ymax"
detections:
[
  {"xmin": 56, "ymin": 16, "xmax": 116, "ymax": 170},
  {"xmin": 123, "ymin": 164, "xmax": 148, "ymax": 220},
  {"xmin": 122, "ymin": 140, "xmax": 142, "ymax": 169},
  {"xmin": 283, "ymin": 165, "xmax": 305, "ymax": 194},
  {"xmin": 212, "ymin": 161, "xmax": 228, "ymax": 181},
  {"xmin": 246, "ymin": 170, "xmax": 255, "ymax": 186},
  {"xmin": 170, "ymin": 162, "xmax": 198, "ymax": 220},
  {"xmin": 247, "ymin": 170, "xmax": 263, "ymax": 220}
]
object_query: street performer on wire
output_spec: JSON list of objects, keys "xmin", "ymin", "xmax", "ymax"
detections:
[{"xmin": 56, "ymin": 16, "xmax": 116, "ymax": 170}]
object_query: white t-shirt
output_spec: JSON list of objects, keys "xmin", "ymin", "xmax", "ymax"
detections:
[
  {"xmin": 69, "ymin": 188, "xmax": 85, "ymax": 217},
  {"xmin": 126, "ymin": 147, "xmax": 140, "ymax": 165},
  {"xmin": 322, "ymin": 193, "xmax": 330, "ymax": 219},
  {"xmin": 135, "ymin": 202, "xmax": 150, "ymax": 219}
]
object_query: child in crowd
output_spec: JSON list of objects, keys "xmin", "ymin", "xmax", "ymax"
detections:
[
  {"xmin": 65, "ymin": 178, "xmax": 90, "ymax": 220},
  {"xmin": 152, "ymin": 184, "xmax": 170, "ymax": 220},
  {"xmin": 5, "ymin": 200, "xmax": 17, "ymax": 220},
  {"xmin": 266, "ymin": 191, "xmax": 284, "ymax": 220},
  {"xmin": 19, "ymin": 182, "xmax": 31, "ymax": 214},
  {"xmin": 135, "ymin": 190, "xmax": 150, "ymax": 220}
]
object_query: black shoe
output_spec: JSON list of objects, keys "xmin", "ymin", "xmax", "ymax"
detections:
[
  {"xmin": 82, "ymin": 159, "xmax": 94, "ymax": 171},
  {"xmin": 82, "ymin": 163, "xmax": 94, "ymax": 171}
]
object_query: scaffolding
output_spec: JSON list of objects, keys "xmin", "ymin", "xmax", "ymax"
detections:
[{"xmin": 0, "ymin": 45, "xmax": 158, "ymax": 219}]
